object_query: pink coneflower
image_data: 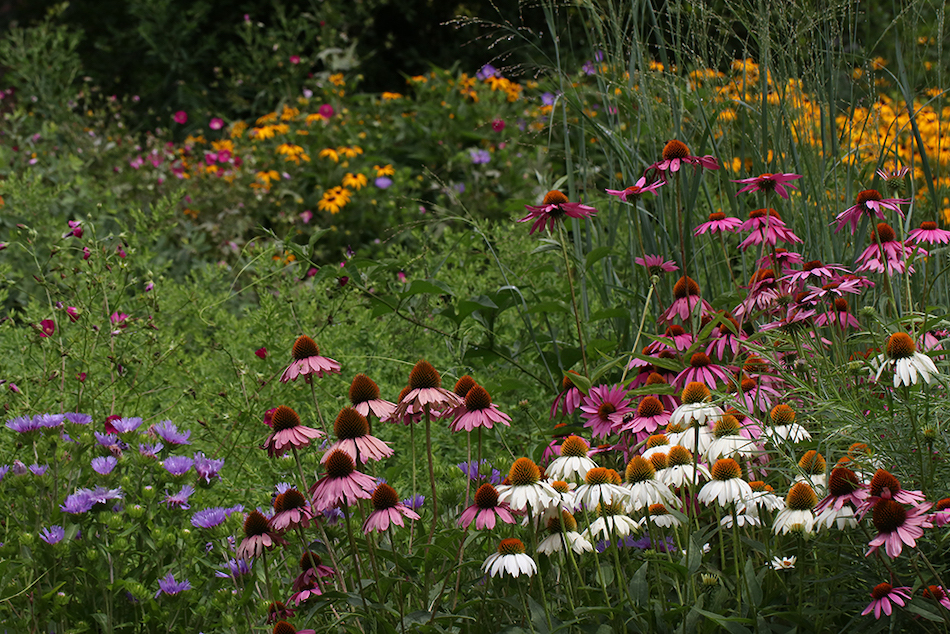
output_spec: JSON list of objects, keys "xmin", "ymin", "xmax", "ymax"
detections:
[
  {"xmin": 348, "ymin": 374, "xmax": 396, "ymax": 421},
  {"xmin": 814, "ymin": 297, "xmax": 860, "ymax": 330},
  {"xmin": 674, "ymin": 352, "xmax": 731, "ymax": 390},
  {"xmin": 236, "ymin": 510, "xmax": 285, "ymax": 560},
  {"xmin": 270, "ymin": 488, "xmax": 313, "ymax": 532},
  {"xmin": 321, "ymin": 407, "xmax": 393, "ymax": 464},
  {"xmin": 815, "ymin": 467, "xmax": 867, "ymax": 520},
  {"xmin": 393, "ymin": 360, "xmax": 461, "ymax": 419},
  {"xmin": 735, "ymin": 268, "xmax": 790, "ymax": 318},
  {"xmin": 835, "ymin": 189, "xmax": 909, "ymax": 234},
  {"xmin": 280, "ymin": 335, "xmax": 341, "ymax": 382},
  {"xmin": 292, "ymin": 551, "xmax": 335, "ymax": 592},
  {"xmin": 732, "ymin": 172, "xmax": 802, "ymax": 199},
  {"xmin": 308, "ymin": 450, "xmax": 376, "ymax": 511},
  {"xmin": 781, "ymin": 260, "xmax": 850, "ymax": 285},
  {"xmin": 930, "ymin": 498, "xmax": 950, "ymax": 527},
  {"xmin": 658, "ymin": 276, "xmax": 712, "ymax": 324},
  {"xmin": 263, "ymin": 406, "xmax": 324, "ymax": 458},
  {"xmin": 705, "ymin": 313, "xmax": 745, "ymax": 359},
  {"xmin": 730, "ymin": 376, "xmax": 781, "ymax": 415},
  {"xmin": 859, "ymin": 469, "xmax": 926, "ymax": 515},
  {"xmin": 518, "ymin": 190, "xmax": 598, "ymax": 235},
  {"xmin": 856, "ymin": 223, "xmax": 923, "ymax": 276},
  {"xmin": 648, "ymin": 139, "xmax": 719, "ymax": 177},
  {"xmin": 907, "ymin": 220, "xmax": 950, "ymax": 245},
  {"xmin": 650, "ymin": 324, "xmax": 693, "ymax": 352},
  {"xmin": 605, "ymin": 176, "xmax": 664, "ymax": 202},
  {"xmin": 451, "ymin": 384, "xmax": 511, "ymax": 432},
  {"xmin": 866, "ymin": 498, "xmax": 932, "ymax": 558},
  {"xmin": 862, "ymin": 583, "xmax": 912, "ymax": 619},
  {"xmin": 738, "ymin": 208, "xmax": 802, "ymax": 250},
  {"xmin": 922, "ymin": 585, "xmax": 950, "ymax": 611},
  {"xmin": 579, "ymin": 384, "xmax": 632, "ymax": 439},
  {"xmin": 458, "ymin": 483, "xmax": 516, "ymax": 529},
  {"xmin": 363, "ymin": 483, "xmax": 419, "ymax": 533},
  {"xmin": 759, "ymin": 247, "xmax": 804, "ymax": 271},
  {"xmin": 271, "ymin": 621, "xmax": 315, "ymax": 634},
  {"xmin": 635, "ymin": 254, "xmax": 678, "ymax": 276},
  {"xmin": 693, "ymin": 211, "xmax": 742, "ymax": 236},
  {"xmin": 618, "ymin": 396, "xmax": 670, "ymax": 440},
  {"xmin": 550, "ymin": 371, "xmax": 584, "ymax": 419}
]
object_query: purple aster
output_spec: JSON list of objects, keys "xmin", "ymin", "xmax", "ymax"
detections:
[
  {"xmin": 164, "ymin": 485, "xmax": 195, "ymax": 510},
  {"xmin": 321, "ymin": 506, "xmax": 344, "ymax": 525},
  {"xmin": 64, "ymin": 412, "xmax": 92, "ymax": 425},
  {"xmin": 61, "ymin": 489, "xmax": 95, "ymax": 514},
  {"xmin": 215, "ymin": 558, "xmax": 251, "ymax": 579},
  {"xmin": 469, "ymin": 149, "xmax": 491, "ymax": 165},
  {"xmin": 191, "ymin": 507, "xmax": 228, "ymax": 529},
  {"xmin": 34, "ymin": 414, "xmax": 65, "ymax": 428},
  {"xmin": 40, "ymin": 525, "xmax": 65, "ymax": 545},
  {"xmin": 0, "ymin": 465, "xmax": 9, "ymax": 482},
  {"xmin": 476, "ymin": 64, "xmax": 498, "ymax": 80},
  {"xmin": 402, "ymin": 495, "xmax": 425, "ymax": 511},
  {"xmin": 541, "ymin": 92, "xmax": 557, "ymax": 106},
  {"xmin": 151, "ymin": 420, "xmax": 191, "ymax": 445},
  {"xmin": 139, "ymin": 442, "xmax": 164, "ymax": 459},
  {"xmin": 86, "ymin": 486, "xmax": 123, "ymax": 508},
  {"xmin": 111, "ymin": 417, "xmax": 142, "ymax": 434},
  {"xmin": 154, "ymin": 573, "xmax": 191, "ymax": 597},
  {"xmin": 6, "ymin": 416, "xmax": 40, "ymax": 434},
  {"xmin": 193, "ymin": 452, "xmax": 224, "ymax": 483},
  {"xmin": 11, "ymin": 460, "xmax": 27, "ymax": 476},
  {"xmin": 95, "ymin": 431, "xmax": 125, "ymax": 452},
  {"xmin": 375, "ymin": 176, "xmax": 392, "ymax": 189},
  {"xmin": 91, "ymin": 456, "xmax": 117, "ymax": 475},
  {"xmin": 29, "ymin": 464, "xmax": 48, "ymax": 476},
  {"xmin": 163, "ymin": 455, "xmax": 194, "ymax": 476}
]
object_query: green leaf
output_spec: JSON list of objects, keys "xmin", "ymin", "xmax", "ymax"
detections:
[
  {"xmin": 628, "ymin": 563, "xmax": 649, "ymax": 606},
  {"xmin": 743, "ymin": 558, "xmax": 762, "ymax": 607},
  {"xmin": 368, "ymin": 295, "xmax": 398, "ymax": 318},
  {"xmin": 565, "ymin": 371, "xmax": 591, "ymax": 396},
  {"xmin": 402, "ymin": 278, "xmax": 454, "ymax": 297},
  {"xmin": 526, "ymin": 300, "xmax": 569, "ymax": 314},
  {"xmin": 693, "ymin": 608, "xmax": 753, "ymax": 634},
  {"xmin": 585, "ymin": 246, "xmax": 613, "ymax": 269}
]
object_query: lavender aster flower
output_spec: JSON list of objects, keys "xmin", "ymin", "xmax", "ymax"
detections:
[
  {"xmin": 152, "ymin": 421, "xmax": 191, "ymax": 445},
  {"xmin": 61, "ymin": 490, "xmax": 94, "ymax": 514},
  {"xmin": 402, "ymin": 495, "xmax": 425, "ymax": 511},
  {"xmin": 191, "ymin": 507, "xmax": 228, "ymax": 529},
  {"xmin": 375, "ymin": 176, "xmax": 392, "ymax": 189},
  {"xmin": 64, "ymin": 412, "xmax": 92, "ymax": 425},
  {"xmin": 140, "ymin": 442, "xmax": 164, "ymax": 459},
  {"xmin": 91, "ymin": 456, "xmax": 117, "ymax": 475},
  {"xmin": 164, "ymin": 485, "xmax": 195, "ymax": 509},
  {"xmin": 86, "ymin": 486, "xmax": 123, "ymax": 507},
  {"xmin": 215, "ymin": 558, "xmax": 251, "ymax": 579},
  {"xmin": 111, "ymin": 417, "xmax": 142, "ymax": 434},
  {"xmin": 0, "ymin": 465, "xmax": 9, "ymax": 482},
  {"xmin": 193, "ymin": 452, "xmax": 224, "ymax": 483},
  {"xmin": 34, "ymin": 414, "xmax": 65, "ymax": 428},
  {"xmin": 154, "ymin": 573, "xmax": 191, "ymax": 597},
  {"xmin": 40, "ymin": 525, "xmax": 65, "ymax": 545},
  {"xmin": 11, "ymin": 460, "xmax": 27, "ymax": 476},
  {"xmin": 29, "ymin": 464, "xmax": 48, "ymax": 476},
  {"xmin": 6, "ymin": 416, "xmax": 40, "ymax": 434},
  {"xmin": 163, "ymin": 455, "xmax": 194, "ymax": 476}
]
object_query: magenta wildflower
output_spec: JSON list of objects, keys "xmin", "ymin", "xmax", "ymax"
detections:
[
  {"xmin": 236, "ymin": 510, "xmax": 285, "ymax": 560},
  {"xmin": 550, "ymin": 372, "xmax": 583, "ymax": 419},
  {"xmin": 519, "ymin": 190, "xmax": 598, "ymax": 235},
  {"xmin": 39, "ymin": 319, "xmax": 56, "ymax": 337},
  {"xmin": 450, "ymin": 384, "xmax": 511, "ymax": 432},
  {"xmin": 738, "ymin": 208, "xmax": 802, "ymax": 250},
  {"xmin": 579, "ymin": 384, "xmax": 632, "ymax": 439},
  {"xmin": 856, "ymin": 223, "xmax": 923, "ymax": 276},
  {"xmin": 209, "ymin": 117, "xmax": 224, "ymax": 130},
  {"xmin": 674, "ymin": 352, "xmax": 731, "ymax": 390},
  {"xmin": 172, "ymin": 111, "xmax": 188, "ymax": 125},
  {"xmin": 658, "ymin": 276, "xmax": 712, "ymax": 324},
  {"xmin": 308, "ymin": 449, "xmax": 376, "ymax": 511},
  {"xmin": 270, "ymin": 488, "xmax": 313, "ymax": 532},
  {"xmin": 264, "ymin": 406, "xmax": 324, "ymax": 458},
  {"xmin": 280, "ymin": 335, "xmax": 341, "ymax": 382},
  {"xmin": 923, "ymin": 586, "xmax": 950, "ymax": 611},
  {"xmin": 348, "ymin": 373, "xmax": 396, "ymax": 421},
  {"xmin": 605, "ymin": 176, "xmax": 664, "ymax": 202},
  {"xmin": 458, "ymin": 483, "xmax": 516, "ymax": 529},
  {"xmin": 862, "ymin": 583, "xmax": 911, "ymax": 619},
  {"xmin": 635, "ymin": 254, "xmax": 678, "ymax": 276},
  {"xmin": 866, "ymin": 498, "xmax": 932, "ymax": 558},
  {"xmin": 732, "ymin": 172, "xmax": 801, "ymax": 199},
  {"xmin": 907, "ymin": 220, "xmax": 950, "ymax": 245},
  {"xmin": 363, "ymin": 483, "xmax": 420, "ymax": 533},
  {"xmin": 392, "ymin": 360, "xmax": 461, "ymax": 419},
  {"xmin": 835, "ymin": 189, "xmax": 908, "ymax": 234},
  {"xmin": 321, "ymin": 407, "xmax": 392, "ymax": 464},
  {"xmin": 694, "ymin": 211, "xmax": 742, "ymax": 236},
  {"xmin": 648, "ymin": 139, "xmax": 719, "ymax": 177}
]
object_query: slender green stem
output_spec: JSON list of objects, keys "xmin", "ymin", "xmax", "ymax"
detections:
[
  {"xmin": 557, "ymin": 221, "xmax": 588, "ymax": 376},
  {"xmin": 309, "ymin": 379, "xmax": 330, "ymax": 438},
  {"xmin": 424, "ymin": 405, "xmax": 438, "ymax": 544}
]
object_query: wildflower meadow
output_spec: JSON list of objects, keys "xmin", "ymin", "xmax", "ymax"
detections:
[{"xmin": 4, "ymin": 1, "xmax": 950, "ymax": 632}]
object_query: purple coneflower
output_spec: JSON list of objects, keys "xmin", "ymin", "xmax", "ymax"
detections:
[
  {"xmin": 362, "ymin": 483, "xmax": 420, "ymax": 533},
  {"xmin": 450, "ymin": 384, "xmax": 511, "ymax": 432},
  {"xmin": 348, "ymin": 373, "xmax": 396, "ymax": 421},
  {"xmin": 518, "ymin": 190, "xmax": 597, "ymax": 235},
  {"xmin": 907, "ymin": 220, "xmax": 950, "ymax": 245},
  {"xmin": 579, "ymin": 384, "xmax": 632, "ymax": 439},
  {"xmin": 694, "ymin": 211, "xmax": 742, "ymax": 236},
  {"xmin": 308, "ymin": 449, "xmax": 376, "ymax": 511},
  {"xmin": 658, "ymin": 276, "xmax": 712, "ymax": 324},
  {"xmin": 835, "ymin": 189, "xmax": 908, "ymax": 234},
  {"xmin": 263, "ymin": 406, "xmax": 324, "ymax": 458},
  {"xmin": 270, "ymin": 488, "xmax": 313, "ymax": 532},
  {"xmin": 647, "ymin": 139, "xmax": 719, "ymax": 177},
  {"xmin": 393, "ymin": 360, "xmax": 461, "ymax": 419},
  {"xmin": 236, "ymin": 510, "xmax": 285, "ymax": 560},
  {"xmin": 605, "ymin": 176, "xmax": 664, "ymax": 202},
  {"xmin": 321, "ymin": 407, "xmax": 392, "ymax": 464},
  {"xmin": 732, "ymin": 172, "xmax": 801, "ymax": 199},
  {"xmin": 862, "ymin": 583, "xmax": 911, "ymax": 619},
  {"xmin": 738, "ymin": 208, "xmax": 802, "ymax": 250},
  {"xmin": 550, "ymin": 372, "xmax": 583, "ymax": 419},
  {"xmin": 279, "ymin": 335, "xmax": 341, "ymax": 383}
]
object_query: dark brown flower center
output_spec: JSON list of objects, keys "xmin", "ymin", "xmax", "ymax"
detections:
[
  {"xmin": 856, "ymin": 189, "xmax": 882, "ymax": 205},
  {"xmin": 625, "ymin": 456, "xmax": 655, "ymax": 483},
  {"xmin": 465, "ymin": 385, "xmax": 492, "ymax": 411},
  {"xmin": 409, "ymin": 360, "xmax": 441, "ymax": 389},
  {"xmin": 271, "ymin": 406, "xmax": 301, "ymax": 433},
  {"xmin": 673, "ymin": 276, "xmax": 701, "ymax": 299},
  {"xmin": 454, "ymin": 375, "xmax": 476, "ymax": 398},
  {"xmin": 334, "ymin": 407, "xmax": 369, "ymax": 440},
  {"xmin": 872, "ymin": 498, "xmax": 907, "ymax": 533},
  {"xmin": 873, "ymin": 222, "xmax": 896, "ymax": 243},
  {"xmin": 828, "ymin": 467, "xmax": 860, "ymax": 497},
  {"xmin": 274, "ymin": 489, "xmax": 306, "ymax": 512},
  {"xmin": 292, "ymin": 335, "xmax": 319, "ymax": 360},
  {"xmin": 637, "ymin": 396, "xmax": 664, "ymax": 417},
  {"xmin": 244, "ymin": 510, "xmax": 269, "ymax": 537},
  {"xmin": 273, "ymin": 622, "xmax": 297, "ymax": 634},
  {"xmin": 649, "ymin": 453, "xmax": 668, "ymax": 470},
  {"xmin": 324, "ymin": 450, "xmax": 356, "ymax": 478},
  {"xmin": 786, "ymin": 482, "xmax": 818, "ymax": 510},
  {"xmin": 869, "ymin": 469, "xmax": 901, "ymax": 497},
  {"xmin": 802, "ymin": 260, "xmax": 822, "ymax": 272},
  {"xmin": 371, "ymin": 483, "xmax": 399, "ymax": 510},
  {"xmin": 708, "ymin": 212, "xmax": 726, "ymax": 221},
  {"xmin": 689, "ymin": 352, "xmax": 712, "ymax": 368},
  {"xmin": 870, "ymin": 582, "xmax": 893, "ymax": 601},
  {"xmin": 560, "ymin": 435, "xmax": 589, "ymax": 457},
  {"xmin": 474, "ymin": 483, "xmax": 500, "ymax": 508},
  {"xmin": 542, "ymin": 190, "xmax": 569, "ymax": 205},
  {"xmin": 886, "ymin": 332, "xmax": 916, "ymax": 359},
  {"xmin": 666, "ymin": 325, "xmax": 686, "ymax": 337},
  {"xmin": 749, "ymin": 208, "xmax": 782, "ymax": 220},
  {"xmin": 597, "ymin": 402, "xmax": 617, "ymax": 419},
  {"xmin": 834, "ymin": 297, "xmax": 849, "ymax": 312},
  {"xmin": 662, "ymin": 139, "xmax": 690, "ymax": 160},
  {"xmin": 299, "ymin": 551, "xmax": 322, "ymax": 571},
  {"xmin": 750, "ymin": 268, "xmax": 775, "ymax": 285},
  {"xmin": 921, "ymin": 221, "xmax": 938, "ymax": 231},
  {"xmin": 349, "ymin": 373, "xmax": 380, "ymax": 404}
]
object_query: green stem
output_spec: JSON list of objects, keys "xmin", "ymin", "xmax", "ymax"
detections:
[{"xmin": 557, "ymin": 221, "xmax": 588, "ymax": 377}]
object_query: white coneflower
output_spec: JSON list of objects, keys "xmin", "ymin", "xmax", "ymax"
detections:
[
  {"xmin": 770, "ymin": 556, "xmax": 796, "ymax": 570},
  {"xmin": 641, "ymin": 434, "xmax": 671, "ymax": 460},
  {"xmin": 772, "ymin": 482, "xmax": 817, "ymax": 535},
  {"xmin": 705, "ymin": 414, "xmax": 757, "ymax": 461},
  {"xmin": 874, "ymin": 332, "xmax": 939, "ymax": 387},
  {"xmin": 698, "ymin": 459, "xmax": 752, "ymax": 507},
  {"xmin": 582, "ymin": 502, "xmax": 641, "ymax": 541},
  {"xmin": 744, "ymin": 481, "xmax": 785, "ymax": 512},
  {"xmin": 483, "ymin": 538, "xmax": 537, "ymax": 578},
  {"xmin": 667, "ymin": 382, "xmax": 721, "ymax": 456},
  {"xmin": 536, "ymin": 511, "xmax": 593, "ymax": 556},
  {"xmin": 574, "ymin": 467, "xmax": 628, "ymax": 511},
  {"xmin": 794, "ymin": 450, "xmax": 827, "ymax": 491},
  {"xmin": 764, "ymin": 404, "xmax": 811, "ymax": 443},
  {"xmin": 646, "ymin": 503, "xmax": 681, "ymax": 528},
  {"xmin": 497, "ymin": 458, "xmax": 560, "ymax": 514},
  {"xmin": 546, "ymin": 435, "xmax": 597, "ymax": 482},
  {"xmin": 721, "ymin": 505, "xmax": 761, "ymax": 528},
  {"xmin": 623, "ymin": 456, "xmax": 676, "ymax": 511},
  {"xmin": 662, "ymin": 445, "xmax": 711, "ymax": 488}
]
